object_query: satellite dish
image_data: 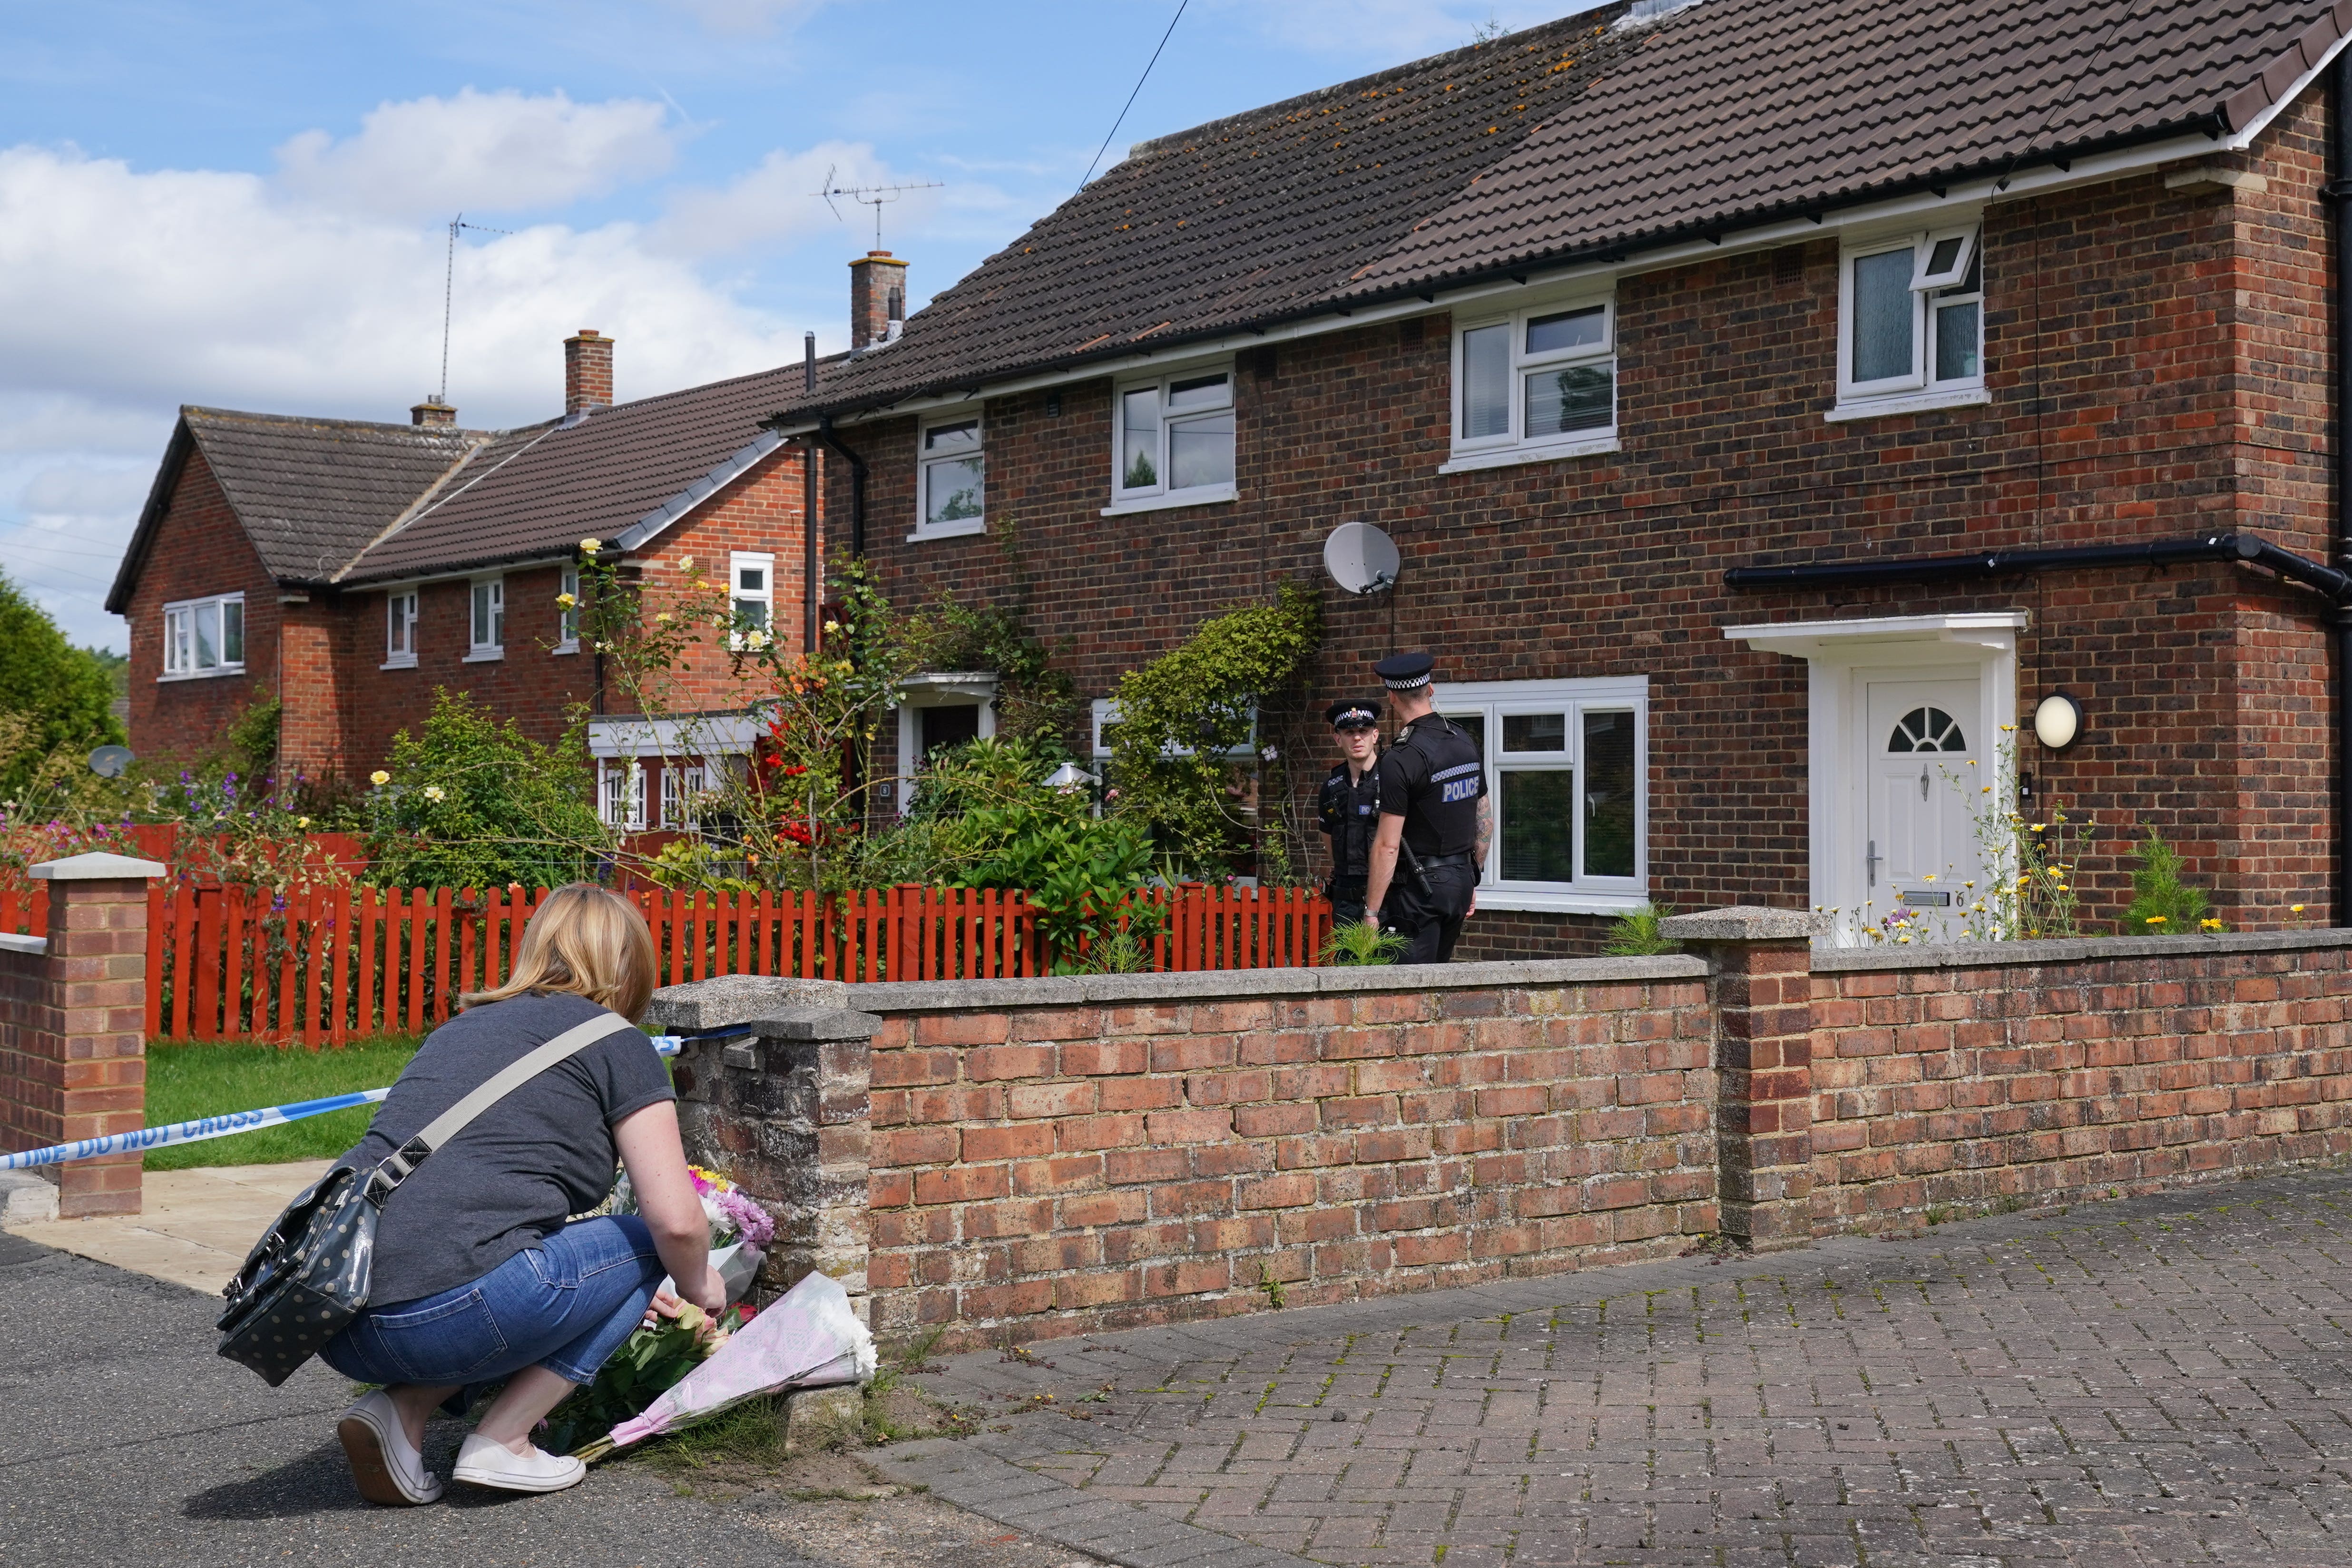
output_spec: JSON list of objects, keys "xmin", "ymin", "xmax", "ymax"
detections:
[
  {"xmin": 88, "ymin": 745, "xmax": 134, "ymax": 779},
  {"xmin": 1323, "ymin": 521, "xmax": 1400, "ymax": 596}
]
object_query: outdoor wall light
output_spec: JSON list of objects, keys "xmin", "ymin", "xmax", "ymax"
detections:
[
  {"xmin": 2032, "ymin": 693, "xmax": 2084, "ymax": 751},
  {"xmin": 1042, "ymin": 762, "xmax": 1091, "ymax": 792}
]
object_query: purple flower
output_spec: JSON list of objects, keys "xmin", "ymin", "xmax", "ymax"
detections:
[{"xmin": 708, "ymin": 1187, "xmax": 774, "ymax": 1249}]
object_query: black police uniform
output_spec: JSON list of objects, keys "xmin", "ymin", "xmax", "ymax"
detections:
[
  {"xmin": 1317, "ymin": 760, "xmax": 1382, "ymax": 926},
  {"xmin": 1371, "ymin": 655, "xmax": 1485, "ymax": 962}
]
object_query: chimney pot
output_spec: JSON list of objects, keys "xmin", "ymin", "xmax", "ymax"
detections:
[
  {"xmin": 411, "ymin": 398, "xmax": 457, "ymax": 428},
  {"xmin": 847, "ymin": 252, "xmax": 909, "ymax": 351},
  {"xmin": 564, "ymin": 329, "xmax": 615, "ymax": 415}
]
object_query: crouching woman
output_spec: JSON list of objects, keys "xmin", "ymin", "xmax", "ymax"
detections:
[{"xmin": 320, "ymin": 883, "xmax": 725, "ymax": 1504}]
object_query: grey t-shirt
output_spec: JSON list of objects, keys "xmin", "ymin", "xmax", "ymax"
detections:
[{"xmin": 342, "ymin": 990, "xmax": 676, "ymax": 1305}]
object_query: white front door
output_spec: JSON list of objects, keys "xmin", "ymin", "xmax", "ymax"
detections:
[{"xmin": 1862, "ymin": 676, "xmax": 1985, "ymax": 936}]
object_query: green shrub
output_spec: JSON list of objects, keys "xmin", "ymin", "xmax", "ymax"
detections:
[
  {"xmin": 1320, "ymin": 920, "xmax": 1408, "ymax": 967},
  {"xmin": 1602, "ymin": 903, "xmax": 1679, "ymax": 956},
  {"xmin": 2122, "ymin": 830, "xmax": 2212, "ymax": 936},
  {"xmin": 365, "ymin": 690, "xmax": 605, "ymax": 890}
]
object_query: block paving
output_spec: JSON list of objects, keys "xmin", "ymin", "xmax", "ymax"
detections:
[{"xmin": 892, "ymin": 1168, "xmax": 2352, "ymax": 1566}]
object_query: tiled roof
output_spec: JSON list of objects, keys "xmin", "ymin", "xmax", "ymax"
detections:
[
  {"xmin": 187, "ymin": 408, "xmax": 490, "ymax": 583},
  {"xmin": 781, "ymin": 0, "xmax": 2346, "ymax": 421},
  {"xmin": 342, "ymin": 363, "xmax": 811, "ymax": 584}
]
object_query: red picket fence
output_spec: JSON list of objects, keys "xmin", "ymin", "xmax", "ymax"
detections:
[{"xmin": 136, "ymin": 882, "xmax": 1331, "ymax": 1045}]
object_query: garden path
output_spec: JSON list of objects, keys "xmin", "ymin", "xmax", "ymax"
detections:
[
  {"xmin": 4, "ymin": 1159, "xmax": 328, "ymax": 1294},
  {"xmin": 875, "ymin": 1169, "xmax": 2352, "ymax": 1568}
]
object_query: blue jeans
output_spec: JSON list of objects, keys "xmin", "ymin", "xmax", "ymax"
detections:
[{"xmin": 322, "ymin": 1215, "xmax": 665, "ymax": 1389}]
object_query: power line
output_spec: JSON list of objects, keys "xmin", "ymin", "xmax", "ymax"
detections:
[{"xmin": 1078, "ymin": 0, "xmax": 1188, "ymax": 192}]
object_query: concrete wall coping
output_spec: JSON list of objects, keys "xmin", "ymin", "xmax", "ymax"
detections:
[
  {"xmin": 0, "ymin": 934, "xmax": 46, "ymax": 956},
  {"xmin": 1657, "ymin": 905, "xmax": 1821, "ymax": 942},
  {"xmin": 834, "ymin": 955, "xmax": 1709, "ymax": 1014},
  {"xmin": 1814, "ymin": 925, "xmax": 2352, "ymax": 973},
  {"xmin": 29, "ymin": 852, "xmax": 167, "ymax": 882}
]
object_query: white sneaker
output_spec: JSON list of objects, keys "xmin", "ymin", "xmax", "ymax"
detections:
[
  {"xmin": 451, "ymin": 1431, "xmax": 588, "ymax": 1493},
  {"xmin": 335, "ymin": 1390, "xmax": 443, "ymax": 1506}
]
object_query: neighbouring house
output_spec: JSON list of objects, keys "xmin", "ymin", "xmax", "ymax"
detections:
[
  {"xmin": 108, "ymin": 332, "xmax": 822, "ymax": 829},
  {"xmin": 762, "ymin": 0, "xmax": 2352, "ymax": 952}
]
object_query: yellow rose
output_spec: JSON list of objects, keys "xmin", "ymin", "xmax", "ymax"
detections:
[
  {"xmin": 579, "ymin": 537, "xmax": 603, "ymax": 553},
  {"xmin": 370, "ymin": 770, "xmax": 390, "ymax": 787},
  {"xmin": 556, "ymin": 592, "xmax": 577, "ymax": 608},
  {"xmin": 678, "ymin": 556, "xmax": 695, "ymax": 570}
]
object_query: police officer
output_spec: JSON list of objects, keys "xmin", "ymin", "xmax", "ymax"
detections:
[
  {"xmin": 1315, "ymin": 698, "xmax": 1384, "ymax": 926},
  {"xmin": 1361, "ymin": 652, "xmax": 1490, "ymax": 963}
]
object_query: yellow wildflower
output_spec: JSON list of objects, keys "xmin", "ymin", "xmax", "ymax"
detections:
[
  {"xmin": 2145, "ymin": 915, "xmax": 2166, "ymax": 925},
  {"xmin": 2293, "ymin": 903, "xmax": 2307, "ymax": 913},
  {"xmin": 296, "ymin": 816, "xmax": 311, "ymax": 829}
]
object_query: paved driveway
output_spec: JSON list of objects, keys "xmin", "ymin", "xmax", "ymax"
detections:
[{"xmin": 878, "ymin": 1170, "xmax": 2352, "ymax": 1568}]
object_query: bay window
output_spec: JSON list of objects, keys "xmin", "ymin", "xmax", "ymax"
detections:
[
  {"xmin": 1107, "ymin": 369, "xmax": 1236, "ymax": 513},
  {"xmin": 1446, "ymin": 295, "xmax": 1617, "ymax": 470},
  {"xmin": 1834, "ymin": 225, "xmax": 1985, "ymax": 418},
  {"xmin": 1439, "ymin": 676, "xmax": 1647, "ymax": 912},
  {"xmin": 161, "ymin": 593, "xmax": 245, "ymax": 679}
]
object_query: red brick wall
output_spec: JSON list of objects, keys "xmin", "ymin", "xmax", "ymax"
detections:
[
  {"xmin": 1808, "ymin": 939, "xmax": 2352, "ymax": 1231},
  {"xmin": 860, "ymin": 971, "xmax": 1717, "ymax": 1346},
  {"xmin": 828, "ymin": 109, "xmax": 2337, "ymax": 952},
  {"xmin": 123, "ymin": 449, "xmax": 280, "ymax": 769}
]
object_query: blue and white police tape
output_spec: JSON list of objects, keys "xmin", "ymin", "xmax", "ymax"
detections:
[{"xmin": 0, "ymin": 1088, "xmax": 394, "ymax": 1171}]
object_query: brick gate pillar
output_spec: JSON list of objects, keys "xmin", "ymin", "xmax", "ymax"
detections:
[
  {"xmin": 1659, "ymin": 906, "xmax": 1818, "ymax": 1251},
  {"xmin": 0, "ymin": 852, "xmax": 168, "ymax": 1218}
]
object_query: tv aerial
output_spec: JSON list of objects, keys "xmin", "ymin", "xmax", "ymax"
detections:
[
  {"xmin": 1323, "ymin": 521, "xmax": 1401, "ymax": 596},
  {"xmin": 812, "ymin": 166, "xmax": 944, "ymax": 250},
  {"xmin": 438, "ymin": 213, "xmax": 512, "ymax": 405}
]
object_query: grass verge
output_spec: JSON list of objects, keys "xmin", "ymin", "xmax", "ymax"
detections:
[{"xmin": 142, "ymin": 1035, "xmax": 420, "ymax": 1169}]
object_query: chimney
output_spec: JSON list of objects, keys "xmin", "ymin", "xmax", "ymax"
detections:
[
  {"xmin": 410, "ymin": 397, "xmax": 457, "ymax": 428},
  {"xmin": 564, "ymin": 329, "xmax": 614, "ymax": 415},
  {"xmin": 848, "ymin": 252, "xmax": 908, "ymax": 351}
]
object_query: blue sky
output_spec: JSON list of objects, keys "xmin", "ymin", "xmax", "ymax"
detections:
[{"xmin": 0, "ymin": 0, "xmax": 1554, "ymax": 652}]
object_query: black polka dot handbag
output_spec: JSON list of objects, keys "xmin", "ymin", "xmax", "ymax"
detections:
[{"xmin": 215, "ymin": 1011, "xmax": 630, "ymax": 1386}]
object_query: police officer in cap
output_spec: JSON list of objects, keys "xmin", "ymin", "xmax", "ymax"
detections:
[
  {"xmin": 1315, "ymin": 698, "xmax": 1384, "ymax": 926},
  {"xmin": 1361, "ymin": 652, "xmax": 1489, "ymax": 962}
]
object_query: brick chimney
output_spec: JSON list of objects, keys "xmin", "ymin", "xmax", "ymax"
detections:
[
  {"xmin": 848, "ymin": 253, "xmax": 908, "ymax": 350},
  {"xmin": 410, "ymin": 398, "xmax": 456, "ymax": 427},
  {"xmin": 564, "ymin": 329, "xmax": 614, "ymax": 414}
]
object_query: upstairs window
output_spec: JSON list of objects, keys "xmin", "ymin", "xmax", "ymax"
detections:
[
  {"xmin": 384, "ymin": 591, "xmax": 418, "ymax": 668},
  {"xmin": 1449, "ymin": 297, "xmax": 1617, "ymax": 468},
  {"xmin": 730, "ymin": 552, "xmax": 774, "ymax": 649},
  {"xmin": 161, "ymin": 593, "xmax": 244, "ymax": 679},
  {"xmin": 916, "ymin": 417, "xmax": 985, "ymax": 539},
  {"xmin": 556, "ymin": 568, "xmax": 580, "ymax": 652},
  {"xmin": 1837, "ymin": 225, "xmax": 1984, "ymax": 413},
  {"xmin": 1109, "ymin": 369, "xmax": 1235, "ymax": 511},
  {"xmin": 467, "ymin": 577, "xmax": 504, "ymax": 659}
]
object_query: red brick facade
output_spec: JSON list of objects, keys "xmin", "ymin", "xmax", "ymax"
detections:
[{"xmin": 824, "ymin": 105, "xmax": 2341, "ymax": 953}]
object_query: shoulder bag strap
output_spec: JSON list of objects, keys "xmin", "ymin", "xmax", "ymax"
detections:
[{"xmin": 364, "ymin": 1009, "xmax": 634, "ymax": 1205}]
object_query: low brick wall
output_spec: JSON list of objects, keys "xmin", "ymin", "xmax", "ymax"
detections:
[{"xmin": 1811, "ymin": 932, "xmax": 2352, "ymax": 1228}]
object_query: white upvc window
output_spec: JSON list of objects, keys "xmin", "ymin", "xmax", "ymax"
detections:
[
  {"xmin": 658, "ymin": 761, "xmax": 707, "ymax": 830},
  {"xmin": 729, "ymin": 551, "xmax": 774, "ymax": 649},
  {"xmin": 915, "ymin": 415, "xmax": 986, "ymax": 539},
  {"xmin": 1445, "ymin": 295, "xmax": 1617, "ymax": 470},
  {"xmin": 555, "ymin": 567, "xmax": 580, "ymax": 653},
  {"xmin": 160, "ymin": 593, "xmax": 245, "ymax": 680},
  {"xmin": 1833, "ymin": 225, "xmax": 1985, "ymax": 418},
  {"xmin": 1436, "ymin": 676, "xmax": 1648, "ymax": 914},
  {"xmin": 598, "ymin": 759, "xmax": 647, "ymax": 830},
  {"xmin": 466, "ymin": 576, "xmax": 504, "ymax": 660},
  {"xmin": 383, "ymin": 591, "xmax": 418, "ymax": 669},
  {"xmin": 1106, "ymin": 368, "xmax": 1236, "ymax": 514}
]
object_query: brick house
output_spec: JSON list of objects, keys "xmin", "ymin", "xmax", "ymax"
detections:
[
  {"xmin": 764, "ymin": 0, "xmax": 2352, "ymax": 952},
  {"xmin": 108, "ymin": 332, "xmax": 821, "ymax": 825}
]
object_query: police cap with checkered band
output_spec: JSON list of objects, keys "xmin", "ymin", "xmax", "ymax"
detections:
[{"xmin": 1373, "ymin": 652, "xmax": 1434, "ymax": 692}]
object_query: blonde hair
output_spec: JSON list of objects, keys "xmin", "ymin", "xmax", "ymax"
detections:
[{"xmin": 463, "ymin": 883, "xmax": 658, "ymax": 1022}]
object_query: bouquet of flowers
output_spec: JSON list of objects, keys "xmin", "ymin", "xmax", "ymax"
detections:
[{"xmin": 609, "ymin": 1164, "xmax": 776, "ymax": 1252}]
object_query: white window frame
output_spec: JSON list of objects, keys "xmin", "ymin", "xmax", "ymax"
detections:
[
  {"xmin": 1442, "ymin": 293, "xmax": 1619, "ymax": 474},
  {"xmin": 158, "ymin": 592, "xmax": 245, "ymax": 681},
  {"xmin": 1436, "ymin": 676, "xmax": 1649, "ymax": 915},
  {"xmin": 555, "ymin": 567, "xmax": 580, "ymax": 654},
  {"xmin": 1832, "ymin": 222, "xmax": 1987, "ymax": 421},
  {"xmin": 729, "ymin": 551, "xmax": 774, "ymax": 650},
  {"xmin": 1103, "ymin": 366, "xmax": 1238, "ymax": 516},
  {"xmin": 598, "ymin": 759, "xmax": 647, "ymax": 830},
  {"xmin": 382, "ymin": 590, "xmax": 418, "ymax": 670},
  {"xmin": 465, "ymin": 576, "xmax": 504, "ymax": 661},
  {"xmin": 658, "ymin": 761, "xmax": 707, "ymax": 830},
  {"xmin": 913, "ymin": 413, "xmax": 987, "ymax": 541}
]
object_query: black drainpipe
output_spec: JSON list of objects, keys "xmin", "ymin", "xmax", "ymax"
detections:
[
  {"xmin": 2333, "ymin": 49, "xmax": 2352, "ymax": 923},
  {"xmin": 1726, "ymin": 530, "xmax": 2352, "ymax": 921},
  {"xmin": 813, "ymin": 414, "xmax": 867, "ymax": 561},
  {"xmin": 803, "ymin": 332, "xmax": 820, "ymax": 653}
]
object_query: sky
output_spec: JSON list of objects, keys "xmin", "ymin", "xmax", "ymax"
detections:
[{"xmin": 0, "ymin": 0, "xmax": 1562, "ymax": 653}]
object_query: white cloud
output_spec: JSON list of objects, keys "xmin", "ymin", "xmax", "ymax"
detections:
[
  {"xmin": 274, "ymin": 88, "xmax": 678, "ymax": 220},
  {"xmin": 659, "ymin": 140, "xmax": 899, "ymax": 255}
]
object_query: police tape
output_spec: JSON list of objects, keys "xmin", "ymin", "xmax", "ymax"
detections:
[
  {"xmin": 0, "ymin": 1035, "xmax": 702, "ymax": 1171},
  {"xmin": 0, "ymin": 1088, "xmax": 395, "ymax": 1171}
]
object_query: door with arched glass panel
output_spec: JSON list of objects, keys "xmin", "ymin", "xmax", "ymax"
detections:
[{"xmin": 1863, "ymin": 678, "xmax": 1985, "ymax": 931}]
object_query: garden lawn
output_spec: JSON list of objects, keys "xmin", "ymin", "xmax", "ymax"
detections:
[{"xmin": 141, "ymin": 1036, "xmax": 419, "ymax": 1170}]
